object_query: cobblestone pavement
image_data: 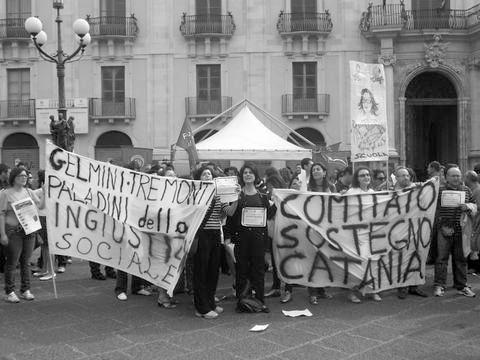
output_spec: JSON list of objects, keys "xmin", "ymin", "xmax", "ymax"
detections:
[{"xmin": 1, "ymin": 258, "xmax": 480, "ymax": 360}]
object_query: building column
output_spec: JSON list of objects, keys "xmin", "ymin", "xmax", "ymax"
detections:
[
  {"xmin": 398, "ymin": 96, "xmax": 406, "ymax": 166},
  {"xmin": 458, "ymin": 97, "xmax": 469, "ymax": 171},
  {"xmin": 378, "ymin": 52, "xmax": 397, "ymax": 159}
]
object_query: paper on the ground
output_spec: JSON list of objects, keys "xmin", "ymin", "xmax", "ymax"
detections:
[
  {"xmin": 249, "ymin": 324, "xmax": 269, "ymax": 332},
  {"xmin": 282, "ymin": 309, "xmax": 313, "ymax": 317},
  {"xmin": 215, "ymin": 176, "xmax": 239, "ymax": 203},
  {"xmin": 12, "ymin": 198, "xmax": 42, "ymax": 235}
]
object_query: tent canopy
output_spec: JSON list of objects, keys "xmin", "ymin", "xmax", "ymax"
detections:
[{"xmin": 195, "ymin": 105, "xmax": 312, "ymax": 160}]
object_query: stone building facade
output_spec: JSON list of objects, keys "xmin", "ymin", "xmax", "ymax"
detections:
[{"xmin": 0, "ymin": 0, "xmax": 478, "ymax": 177}]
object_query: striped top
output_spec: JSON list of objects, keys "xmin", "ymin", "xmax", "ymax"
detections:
[
  {"xmin": 203, "ymin": 195, "xmax": 228, "ymax": 230},
  {"xmin": 437, "ymin": 183, "xmax": 473, "ymax": 230}
]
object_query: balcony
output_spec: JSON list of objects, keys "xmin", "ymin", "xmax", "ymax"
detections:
[
  {"xmin": 281, "ymin": 94, "xmax": 330, "ymax": 119},
  {"xmin": 360, "ymin": 3, "xmax": 480, "ymax": 36},
  {"xmin": 277, "ymin": 11, "xmax": 333, "ymax": 35},
  {"xmin": 0, "ymin": 18, "xmax": 30, "ymax": 40},
  {"xmin": 89, "ymin": 98, "xmax": 136, "ymax": 124},
  {"xmin": 276, "ymin": 11, "xmax": 332, "ymax": 55},
  {"xmin": 185, "ymin": 96, "xmax": 232, "ymax": 121},
  {"xmin": 180, "ymin": 14, "xmax": 235, "ymax": 38},
  {"xmin": 87, "ymin": 16, "xmax": 138, "ymax": 39},
  {"xmin": 0, "ymin": 100, "xmax": 35, "ymax": 126}
]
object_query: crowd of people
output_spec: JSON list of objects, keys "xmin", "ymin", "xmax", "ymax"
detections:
[{"xmin": 0, "ymin": 157, "xmax": 479, "ymax": 318}]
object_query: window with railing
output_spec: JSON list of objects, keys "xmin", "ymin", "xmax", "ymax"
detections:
[
  {"xmin": 292, "ymin": 62, "xmax": 318, "ymax": 112},
  {"xmin": 7, "ymin": 68, "xmax": 31, "ymax": 118},
  {"xmin": 196, "ymin": 64, "xmax": 221, "ymax": 114},
  {"xmin": 4, "ymin": 0, "xmax": 30, "ymax": 39},
  {"xmin": 101, "ymin": 66, "xmax": 126, "ymax": 116},
  {"xmin": 196, "ymin": 0, "xmax": 221, "ymax": 32}
]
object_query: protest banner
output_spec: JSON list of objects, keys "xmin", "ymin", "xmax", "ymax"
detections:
[
  {"xmin": 272, "ymin": 179, "xmax": 439, "ymax": 293},
  {"xmin": 350, "ymin": 61, "xmax": 388, "ymax": 162},
  {"xmin": 45, "ymin": 142, "xmax": 216, "ymax": 295}
]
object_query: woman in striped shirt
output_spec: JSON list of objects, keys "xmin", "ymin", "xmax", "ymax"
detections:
[{"xmin": 193, "ymin": 166, "xmax": 228, "ymax": 319}]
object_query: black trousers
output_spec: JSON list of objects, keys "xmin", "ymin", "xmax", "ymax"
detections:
[
  {"xmin": 235, "ymin": 228, "xmax": 266, "ymax": 303},
  {"xmin": 89, "ymin": 262, "xmax": 114, "ymax": 275},
  {"xmin": 193, "ymin": 229, "xmax": 221, "ymax": 314}
]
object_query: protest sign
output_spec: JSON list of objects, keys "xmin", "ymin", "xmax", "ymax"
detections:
[
  {"xmin": 350, "ymin": 61, "xmax": 388, "ymax": 162},
  {"xmin": 215, "ymin": 176, "xmax": 239, "ymax": 203},
  {"xmin": 45, "ymin": 142, "xmax": 216, "ymax": 295},
  {"xmin": 12, "ymin": 198, "xmax": 42, "ymax": 235},
  {"xmin": 272, "ymin": 179, "xmax": 439, "ymax": 293}
]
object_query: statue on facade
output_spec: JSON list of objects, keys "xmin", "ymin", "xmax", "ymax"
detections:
[{"xmin": 49, "ymin": 113, "xmax": 69, "ymax": 150}]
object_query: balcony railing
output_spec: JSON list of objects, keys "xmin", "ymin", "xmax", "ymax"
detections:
[
  {"xmin": 185, "ymin": 96, "xmax": 232, "ymax": 117},
  {"xmin": 89, "ymin": 98, "xmax": 136, "ymax": 119},
  {"xmin": 282, "ymin": 94, "xmax": 330, "ymax": 116},
  {"xmin": 277, "ymin": 11, "xmax": 333, "ymax": 34},
  {"xmin": 0, "ymin": 18, "xmax": 30, "ymax": 39},
  {"xmin": 360, "ymin": 4, "xmax": 480, "ymax": 32},
  {"xmin": 0, "ymin": 100, "xmax": 35, "ymax": 121},
  {"xmin": 180, "ymin": 14, "xmax": 235, "ymax": 37},
  {"xmin": 87, "ymin": 16, "xmax": 138, "ymax": 38}
]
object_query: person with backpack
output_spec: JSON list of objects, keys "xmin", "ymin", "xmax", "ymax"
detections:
[{"xmin": 226, "ymin": 163, "xmax": 275, "ymax": 313}]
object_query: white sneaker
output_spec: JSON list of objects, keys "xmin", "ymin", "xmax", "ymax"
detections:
[
  {"xmin": 457, "ymin": 286, "xmax": 476, "ymax": 298},
  {"xmin": 20, "ymin": 290, "xmax": 35, "ymax": 301},
  {"xmin": 5, "ymin": 292, "xmax": 19, "ymax": 303},
  {"xmin": 371, "ymin": 293, "xmax": 382, "ymax": 302},
  {"xmin": 434, "ymin": 286, "xmax": 445, "ymax": 297},
  {"xmin": 136, "ymin": 288, "xmax": 152, "ymax": 296},
  {"xmin": 214, "ymin": 306, "xmax": 224, "ymax": 314},
  {"xmin": 57, "ymin": 266, "xmax": 66, "ymax": 273},
  {"xmin": 40, "ymin": 273, "xmax": 56, "ymax": 281},
  {"xmin": 117, "ymin": 292, "xmax": 128, "ymax": 301},
  {"xmin": 202, "ymin": 310, "xmax": 218, "ymax": 319}
]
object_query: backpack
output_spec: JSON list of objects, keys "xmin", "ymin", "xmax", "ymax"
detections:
[
  {"xmin": 237, "ymin": 296, "xmax": 265, "ymax": 313},
  {"xmin": 236, "ymin": 279, "xmax": 265, "ymax": 313}
]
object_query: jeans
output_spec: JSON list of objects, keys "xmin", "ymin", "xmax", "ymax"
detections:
[
  {"xmin": 434, "ymin": 229, "xmax": 467, "ymax": 289},
  {"xmin": 115, "ymin": 271, "xmax": 143, "ymax": 295},
  {"xmin": 235, "ymin": 228, "xmax": 266, "ymax": 303},
  {"xmin": 194, "ymin": 229, "xmax": 221, "ymax": 314},
  {"xmin": 270, "ymin": 239, "xmax": 281, "ymax": 290},
  {"xmin": 4, "ymin": 226, "xmax": 35, "ymax": 294}
]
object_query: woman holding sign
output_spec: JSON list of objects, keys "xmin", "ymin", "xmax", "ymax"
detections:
[
  {"xmin": 193, "ymin": 166, "xmax": 229, "ymax": 319},
  {"xmin": 307, "ymin": 163, "xmax": 336, "ymax": 305},
  {"xmin": 0, "ymin": 167, "xmax": 43, "ymax": 303},
  {"xmin": 226, "ymin": 163, "xmax": 275, "ymax": 313},
  {"xmin": 345, "ymin": 166, "xmax": 382, "ymax": 303}
]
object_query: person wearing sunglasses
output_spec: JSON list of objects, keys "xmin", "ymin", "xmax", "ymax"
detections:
[
  {"xmin": 345, "ymin": 167, "xmax": 382, "ymax": 303},
  {"xmin": 0, "ymin": 167, "xmax": 44, "ymax": 303}
]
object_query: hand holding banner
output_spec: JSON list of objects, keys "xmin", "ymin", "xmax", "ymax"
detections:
[
  {"xmin": 272, "ymin": 179, "xmax": 439, "ymax": 293},
  {"xmin": 46, "ymin": 142, "xmax": 215, "ymax": 295}
]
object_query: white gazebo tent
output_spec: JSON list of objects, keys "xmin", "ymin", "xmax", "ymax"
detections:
[{"xmin": 194, "ymin": 100, "xmax": 312, "ymax": 160}]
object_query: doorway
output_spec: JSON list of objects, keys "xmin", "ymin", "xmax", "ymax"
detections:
[{"xmin": 405, "ymin": 72, "xmax": 457, "ymax": 180}]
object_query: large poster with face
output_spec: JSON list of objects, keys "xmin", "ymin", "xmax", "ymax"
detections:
[{"xmin": 350, "ymin": 61, "xmax": 388, "ymax": 162}]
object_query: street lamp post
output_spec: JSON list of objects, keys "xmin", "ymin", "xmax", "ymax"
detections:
[{"xmin": 25, "ymin": 0, "xmax": 91, "ymax": 150}]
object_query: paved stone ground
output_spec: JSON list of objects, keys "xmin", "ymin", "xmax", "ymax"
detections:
[{"xmin": 1, "ymin": 257, "xmax": 480, "ymax": 360}]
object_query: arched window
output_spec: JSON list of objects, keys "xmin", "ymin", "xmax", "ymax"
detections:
[
  {"xmin": 96, "ymin": 131, "xmax": 132, "ymax": 147},
  {"xmin": 194, "ymin": 129, "xmax": 217, "ymax": 143},
  {"xmin": 3, "ymin": 133, "xmax": 38, "ymax": 148},
  {"xmin": 287, "ymin": 127, "xmax": 325, "ymax": 148}
]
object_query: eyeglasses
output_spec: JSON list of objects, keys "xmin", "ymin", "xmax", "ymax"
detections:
[
  {"xmin": 377, "ymin": 177, "xmax": 386, "ymax": 181},
  {"xmin": 358, "ymin": 173, "xmax": 370, "ymax": 178},
  {"xmin": 16, "ymin": 174, "xmax": 28, "ymax": 178}
]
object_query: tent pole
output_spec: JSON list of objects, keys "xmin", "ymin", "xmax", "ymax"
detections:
[
  {"xmin": 193, "ymin": 98, "xmax": 246, "ymax": 134},
  {"xmin": 245, "ymin": 99, "xmax": 316, "ymax": 147}
]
